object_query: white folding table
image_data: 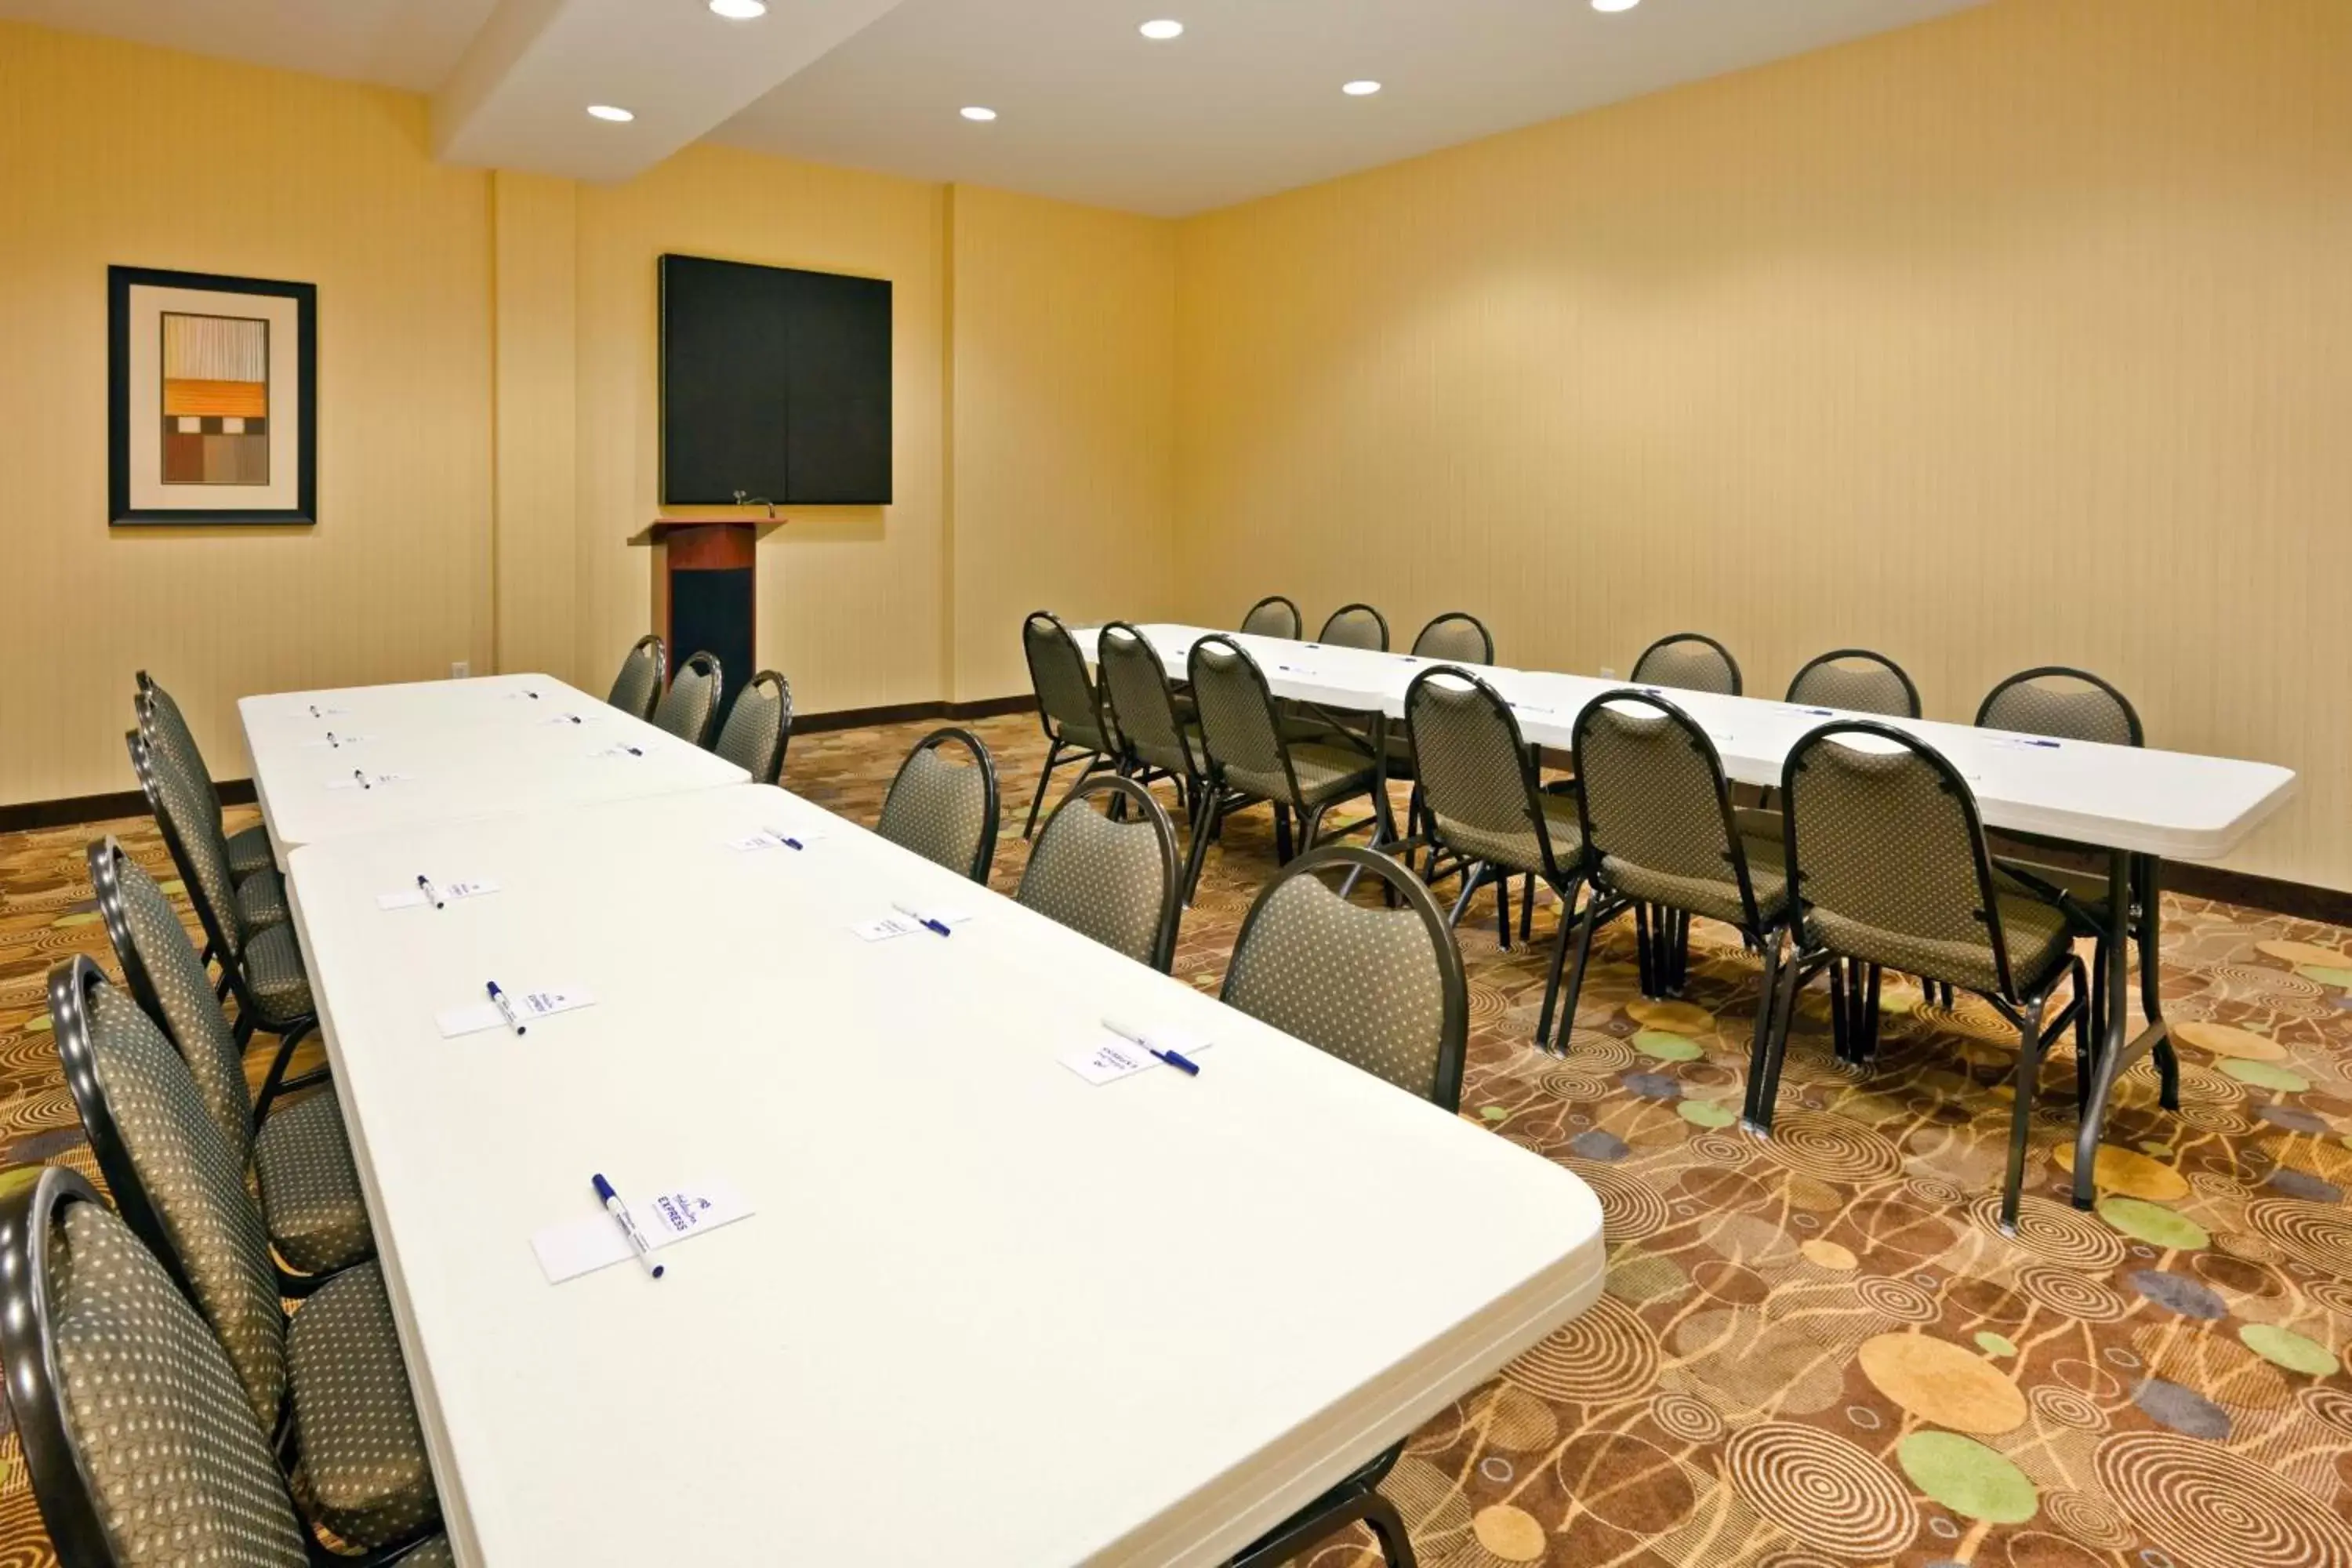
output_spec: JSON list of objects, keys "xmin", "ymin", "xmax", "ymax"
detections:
[
  {"xmin": 1076, "ymin": 623, "xmax": 2299, "ymax": 1208},
  {"xmin": 286, "ymin": 783, "xmax": 1608, "ymax": 1567},
  {"xmin": 238, "ymin": 674, "xmax": 749, "ymax": 857}
]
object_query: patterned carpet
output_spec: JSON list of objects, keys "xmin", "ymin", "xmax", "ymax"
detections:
[{"xmin": 3, "ymin": 711, "xmax": 2351, "ymax": 1567}]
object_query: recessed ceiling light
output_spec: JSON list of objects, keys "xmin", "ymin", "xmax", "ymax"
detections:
[
  {"xmin": 586, "ymin": 103, "xmax": 634, "ymax": 122},
  {"xmin": 1341, "ymin": 80, "xmax": 1382, "ymax": 96},
  {"xmin": 709, "ymin": 0, "xmax": 767, "ymax": 16},
  {"xmin": 1592, "ymin": 0, "xmax": 1640, "ymax": 11},
  {"xmin": 960, "ymin": 106, "xmax": 999, "ymax": 122},
  {"xmin": 1140, "ymin": 19, "xmax": 1184, "ymax": 39}
]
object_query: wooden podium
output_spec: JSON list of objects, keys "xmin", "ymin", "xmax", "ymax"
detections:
[{"xmin": 628, "ymin": 519, "xmax": 784, "ymax": 726}]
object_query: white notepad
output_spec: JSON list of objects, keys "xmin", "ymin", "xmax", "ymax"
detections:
[
  {"xmin": 1061, "ymin": 1025, "xmax": 1212, "ymax": 1085},
  {"xmin": 435, "ymin": 986, "xmax": 594, "ymax": 1037},
  {"xmin": 531, "ymin": 1177, "xmax": 753, "ymax": 1283},
  {"xmin": 325, "ymin": 771, "xmax": 413, "ymax": 791},
  {"xmin": 378, "ymin": 878, "xmax": 501, "ymax": 911}
]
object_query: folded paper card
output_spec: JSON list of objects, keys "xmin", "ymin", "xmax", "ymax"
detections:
[
  {"xmin": 728, "ymin": 826, "xmax": 831, "ymax": 853},
  {"xmin": 542, "ymin": 712, "xmax": 606, "ymax": 728},
  {"xmin": 436, "ymin": 986, "xmax": 594, "ymax": 1038},
  {"xmin": 1061, "ymin": 1025, "xmax": 1213, "ymax": 1085},
  {"xmin": 531, "ymin": 1176, "xmax": 753, "ymax": 1283},
  {"xmin": 300, "ymin": 735, "xmax": 372, "ymax": 749},
  {"xmin": 326, "ymin": 772, "xmax": 413, "ymax": 791},
  {"xmin": 378, "ymin": 879, "xmax": 501, "ymax": 911},
  {"xmin": 854, "ymin": 904, "xmax": 975, "ymax": 942},
  {"xmin": 588, "ymin": 743, "xmax": 646, "ymax": 760}
]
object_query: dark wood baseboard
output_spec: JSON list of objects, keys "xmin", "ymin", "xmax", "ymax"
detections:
[
  {"xmin": 0, "ymin": 779, "xmax": 254, "ymax": 834},
  {"xmin": 794, "ymin": 694, "xmax": 1033, "ymax": 736},
  {"xmin": 2164, "ymin": 861, "xmax": 2352, "ymax": 927}
]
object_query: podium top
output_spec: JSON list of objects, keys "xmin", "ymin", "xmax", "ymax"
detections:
[{"xmin": 626, "ymin": 518, "xmax": 787, "ymax": 546}]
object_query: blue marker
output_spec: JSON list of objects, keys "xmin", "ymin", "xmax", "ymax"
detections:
[
  {"xmin": 891, "ymin": 901, "xmax": 952, "ymax": 937},
  {"xmin": 485, "ymin": 980, "xmax": 525, "ymax": 1036},
  {"xmin": 592, "ymin": 1174, "xmax": 664, "ymax": 1279}
]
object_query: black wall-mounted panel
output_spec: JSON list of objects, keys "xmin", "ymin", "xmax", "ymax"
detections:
[{"xmin": 659, "ymin": 254, "xmax": 892, "ymax": 506}]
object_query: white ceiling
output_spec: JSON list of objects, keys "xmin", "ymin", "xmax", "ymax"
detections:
[{"xmin": 2, "ymin": 0, "xmax": 1984, "ymax": 213}]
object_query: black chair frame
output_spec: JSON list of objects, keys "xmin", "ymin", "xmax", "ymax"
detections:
[
  {"xmin": 1097, "ymin": 619, "xmax": 1212, "ymax": 821},
  {"xmin": 0, "ymin": 1165, "xmax": 448, "ymax": 1568},
  {"xmin": 1033, "ymin": 774, "xmax": 1185, "ymax": 974},
  {"xmin": 1021, "ymin": 610, "xmax": 1120, "ymax": 839},
  {"xmin": 895, "ymin": 727, "xmax": 1002, "ymax": 884},
  {"xmin": 125, "ymin": 731, "xmax": 317, "ymax": 1098},
  {"xmin": 610, "ymin": 633, "xmax": 668, "ymax": 719},
  {"xmin": 1227, "ymin": 1446, "xmax": 1416, "ymax": 1568},
  {"xmin": 1753, "ymin": 720, "xmax": 2092, "ymax": 1230},
  {"xmin": 1184, "ymin": 637, "xmax": 1392, "ymax": 899},
  {"xmin": 88, "ymin": 836, "xmax": 321, "ymax": 1125},
  {"xmin": 1407, "ymin": 611, "xmax": 1495, "ymax": 666},
  {"xmin": 731, "ymin": 669, "xmax": 793, "ymax": 783},
  {"xmin": 1403, "ymin": 667, "xmax": 1587, "ymax": 1040},
  {"xmin": 666, "ymin": 650, "xmax": 725, "ymax": 748},
  {"xmin": 50, "ymin": 955, "xmax": 342, "ymax": 1303},
  {"xmin": 1632, "ymin": 630, "xmax": 1744, "ymax": 695},
  {"xmin": 1239, "ymin": 594, "xmax": 1303, "ymax": 639},
  {"xmin": 1785, "ymin": 648, "xmax": 1922, "ymax": 718},
  {"xmin": 1315, "ymin": 602, "xmax": 1391, "ymax": 652}
]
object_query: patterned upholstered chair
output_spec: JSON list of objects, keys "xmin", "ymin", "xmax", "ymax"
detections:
[
  {"xmin": 1632, "ymin": 632, "xmax": 1743, "ymax": 696},
  {"xmin": 128, "ymin": 730, "xmax": 316, "ymax": 1078},
  {"xmin": 1408, "ymin": 612, "xmax": 1494, "ymax": 666},
  {"xmin": 1973, "ymin": 664, "xmax": 2168, "ymax": 1098},
  {"xmin": 1097, "ymin": 620, "xmax": 1212, "ymax": 823},
  {"xmin": 1216, "ymin": 844, "xmax": 1464, "ymax": 1568},
  {"xmin": 1239, "ymin": 595, "xmax": 1302, "ymax": 639},
  {"xmin": 90, "ymin": 838, "xmax": 370, "ymax": 1276},
  {"xmin": 877, "ymin": 728, "xmax": 1000, "ymax": 884},
  {"xmin": 652, "ymin": 650, "xmax": 724, "ymax": 747},
  {"xmin": 136, "ymin": 675, "xmax": 285, "ymax": 932},
  {"xmin": 1760, "ymin": 723, "xmax": 2091, "ymax": 1229},
  {"xmin": 714, "ymin": 669, "xmax": 792, "ymax": 783},
  {"xmin": 0, "ymin": 1165, "xmax": 457, "ymax": 1568},
  {"xmin": 45, "ymin": 957, "xmax": 441, "ymax": 1551},
  {"xmin": 1017, "ymin": 776, "xmax": 1182, "ymax": 972},
  {"xmin": 1185, "ymin": 635, "xmax": 1388, "ymax": 898},
  {"xmin": 1019, "ymin": 612, "xmax": 1119, "ymax": 839},
  {"xmin": 1316, "ymin": 603, "xmax": 1389, "ymax": 652},
  {"xmin": 1786, "ymin": 648, "xmax": 1922, "ymax": 718},
  {"xmin": 608, "ymin": 633, "xmax": 666, "ymax": 720},
  {"xmin": 1561, "ymin": 691, "xmax": 1804, "ymax": 1058},
  {"xmin": 1405, "ymin": 668, "xmax": 1587, "ymax": 1040}
]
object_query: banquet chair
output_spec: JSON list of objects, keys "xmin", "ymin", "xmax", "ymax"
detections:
[
  {"xmin": 1020, "ymin": 611, "xmax": 1119, "ymax": 839},
  {"xmin": 608, "ymin": 633, "xmax": 666, "ymax": 720},
  {"xmin": 136, "ymin": 672, "xmax": 275, "ymax": 882},
  {"xmin": 714, "ymin": 669, "xmax": 793, "ymax": 783},
  {"xmin": 1408, "ymin": 612, "xmax": 1494, "ymax": 666},
  {"xmin": 1756, "ymin": 722, "xmax": 2092, "ymax": 1229},
  {"xmin": 1240, "ymin": 595, "xmax": 1302, "ymax": 638},
  {"xmin": 1017, "ymin": 775, "xmax": 1182, "ymax": 972},
  {"xmin": 90, "ymin": 837, "xmax": 370, "ymax": 1276},
  {"xmin": 0, "ymin": 1164, "xmax": 459, "ymax": 1568},
  {"xmin": 877, "ymin": 728, "xmax": 1001, "ymax": 884},
  {"xmin": 1217, "ymin": 845, "xmax": 1465, "ymax": 1568},
  {"xmin": 652, "ymin": 650, "xmax": 723, "ymax": 747},
  {"xmin": 1785, "ymin": 648, "xmax": 1922, "ymax": 718},
  {"xmin": 46, "ymin": 956, "xmax": 441, "ymax": 1551},
  {"xmin": 1632, "ymin": 632, "xmax": 1742, "ymax": 696},
  {"xmin": 1316, "ymin": 602, "xmax": 1389, "ymax": 652}
]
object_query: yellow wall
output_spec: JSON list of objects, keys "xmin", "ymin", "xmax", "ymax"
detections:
[
  {"xmin": 0, "ymin": 24, "xmax": 495, "ymax": 806},
  {"xmin": 948, "ymin": 187, "xmax": 1178, "ymax": 701},
  {"xmin": 1174, "ymin": 0, "xmax": 2352, "ymax": 887},
  {"xmin": 0, "ymin": 22, "xmax": 1181, "ymax": 805}
]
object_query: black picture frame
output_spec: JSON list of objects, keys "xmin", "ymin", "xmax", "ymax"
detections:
[{"xmin": 108, "ymin": 265, "xmax": 318, "ymax": 526}]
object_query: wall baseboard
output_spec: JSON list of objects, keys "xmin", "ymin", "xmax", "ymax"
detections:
[
  {"xmin": 7, "ymin": 720, "xmax": 2345, "ymax": 929},
  {"xmin": 0, "ymin": 779, "xmax": 256, "ymax": 835}
]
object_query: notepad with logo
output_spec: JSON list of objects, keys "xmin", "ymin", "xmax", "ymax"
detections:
[
  {"xmin": 435, "ymin": 986, "xmax": 594, "ymax": 1037},
  {"xmin": 378, "ymin": 879, "xmax": 500, "ymax": 911},
  {"xmin": 531, "ymin": 1177, "xmax": 753, "ymax": 1283},
  {"xmin": 1061, "ymin": 1025, "xmax": 1212, "ymax": 1085},
  {"xmin": 326, "ymin": 772, "xmax": 413, "ymax": 790},
  {"xmin": 728, "ymin": 826, "xmax": 830, "ymax": 853}
]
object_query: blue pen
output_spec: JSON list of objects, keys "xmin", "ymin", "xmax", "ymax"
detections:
[
  {"xmin": 416, "ymin": 874, "xmax": 443, "ymax": 909},
  {"xmin": 891, "ymin": 901, "xmax": 952, "ymax": 937},
  {"xmin": 626, "ymin": 745, "xmax": 644, "ymax": 757},
  {"xmin": 592, "ymin": 1174, "xmax": 664, "ymax": 1279},
  {"xmin": 1104, "ymin": 1017, "xmax": 1202, "ymax": 1076},
  {"xmin": 485, "ymin": 980, "xmax": 526, "ymax": 1036},
  {"xmin": 766, "ymin": 827, "xmax": 805, "ymax": 851},
  {"xmin": 354, "ymin": 768, "xmax": 370, "ymax": 791}
]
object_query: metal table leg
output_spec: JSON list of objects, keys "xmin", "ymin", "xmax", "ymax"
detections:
[{"xmin": 2070, "ymin": 848, "xmax": 2179, "ymax": 1210}]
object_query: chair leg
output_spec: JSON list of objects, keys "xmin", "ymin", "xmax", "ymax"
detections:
[
  {"xmin": 1359, "ymin": 1493, "xmax": 1419, "ymax": 1568},
  {"xmin": 1182, "ymin": 791, "xmax": 1224, "ymax": 902},
  {"xmin": 1535, "ymin": 882, "xmax": 1579, "ymax": 1050},
  {"xmin": 1300, "ymin": 804, "xmax": 1330, "ymax": 859},
  {"xmin": 1828, "ymin": 960, "xmax": 1849, "ymax": 1063},
  {"xmin": 1744, "ymin": 931, "xmax": 1784, "ymax": 1122},
  {"xmin": 1860, "ymin": 964, "xmax": 1883, "ymax": 1061},
  {"xmin": 250, "ymin": 1019, "xmax": 318, "ymax": 1120},
  {"xmin": 1519, "ymin": 873, "xmax": 1536, "ymax": 944},
  {"xmin": 1633, "ymin": 903, "xmax": 1655, "ymax": 997},
  {"xmin": 1494, "ymin": 873, "xmax": 1512, "ymax": 951},
  {"xmin": 1558, "ymin": 898, "xmax": 1604, "ymax": 1048},
  {"xmin": 1445, "ymin": 866, "xmax": 1487, "ymax": 930},
  {"xmin": 2001, "ymin": 999, "xmax": 2051, "ymax": 1232},
  {"xmin": 1746, "ymin": 946, "xmax": 1807, "ymax": 1134},
  {"xmin": 1272, "ymin": 804, "xmax": 1294, "ymax": 863},
  {"xmin": 1023, "ymin": 740, "xmax": 1066, "ymax": 840}
]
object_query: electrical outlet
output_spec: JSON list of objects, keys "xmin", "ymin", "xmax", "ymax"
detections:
[{"xmin": 450, "ymin": 660, "xmax": 470, "ymax": 680}]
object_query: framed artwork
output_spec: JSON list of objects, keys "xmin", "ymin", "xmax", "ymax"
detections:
[{"xmin": 108, "ymin": 266, "xmax": 317, "ymax": 526}]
